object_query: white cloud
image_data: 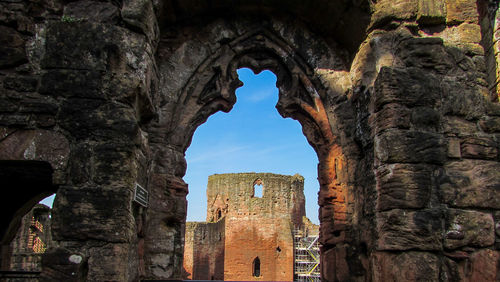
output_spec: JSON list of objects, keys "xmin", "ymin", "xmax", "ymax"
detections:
[
  {"xmin": 242, "ymin": 87, "xmax": 277, "ymax": 103},
  {"xmin": 187, "ymin": 145, "xmax": 250, "ymax": 164}
]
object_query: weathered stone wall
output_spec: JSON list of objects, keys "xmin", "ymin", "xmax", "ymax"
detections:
[
  {"xmin": 0, "ymin": 0, "xmax": 156, "ymax": 280},
  {"xmin": 478, "ymin": 0, "xmax": 500, "ymax": 100},
  {"xmin": 184, "ymin": 173, "xmax": 307, "ymax": 281},
  {"xmin": 0, "ymin": 0, "xmax": 499, "ymax": 281},
  {"xmin": 214, "ymin": 173, "xmax": 304, "ymax": 281},
  {"xmin": 183, "ymin": 220, "xmax": 225, "ymax": 280},
  {"xmin": 224, "ymin": 216, "xmax": 294, "ymax": 281},
  {"xmin": 207, "ymin": 173, "xmax": 306, "ymax": 227},
  {"xmin": 351, "ymin": 1, "xmax": 500, "ymax": 281}
]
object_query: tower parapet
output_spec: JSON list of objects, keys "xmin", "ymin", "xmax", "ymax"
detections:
[{"xmin": 206, "ymin": 173, "xmax": 306, "ymax": 228}]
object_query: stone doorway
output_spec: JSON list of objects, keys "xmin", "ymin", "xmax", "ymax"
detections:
[
  {"xmin": 146, "ymin": 17, "xmax": 364, "ymax": 280},
  {"xmin": 180, "ymin": 67, "xmax": 322, "ymax": 281}
]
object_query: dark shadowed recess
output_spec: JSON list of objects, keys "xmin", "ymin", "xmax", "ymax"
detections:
[
  {"xmin": 156, "ymin": 0, "xmax": 372, "ymax": 60},
  {"xmin": 0, "ymin": 160, "xmax": 57, "ymax": 269}
]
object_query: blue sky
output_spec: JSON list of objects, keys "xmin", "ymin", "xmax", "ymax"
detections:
[
  {"xmin": 185, "ymin": 68, "xmax": 319, "ymax": 224},
  {"xmin": 40, "ymin": 68, "xmax": 320, "ymax": 224},
  {"xmin": 40, "ymin": 195, "xmax": 54, "ymax": 207}
]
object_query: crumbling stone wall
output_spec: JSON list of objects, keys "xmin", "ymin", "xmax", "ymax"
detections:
[
  {"xmin": 0, "ymin": 0, "xmax": 155, "ymax": 280},
  {"xmin": 184, "ymin": 173, "xmax": 311, "ymax": 281},
  {"xmin": 183, "ymin": 173, "xmax": 307, "ymax": 281},
  {"xmin": 183, "ymin": 219, "xmax": 225, "ymax": 280},
  {"xmin": 206, "ymin": 173, "xmax": 306, "ymax": 227},
  {"xmin": 216, "ymin": 173, "xmax": 304, "ymax": 281},
  {"xmin": 355, "ymin": 1, "xmax": 500, "ymax": 280},
  {"xmin": 0, "ymin": 0, "xmax": 499, "ymax": 281},
  {"xmin": 9, "ymin": 204, "xmax": 52, "ymax": 272}
]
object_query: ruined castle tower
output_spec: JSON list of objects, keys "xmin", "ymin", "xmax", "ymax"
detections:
[{"xmin": 184, "ymin": 173, "xmax": 314, "ymax": 281}]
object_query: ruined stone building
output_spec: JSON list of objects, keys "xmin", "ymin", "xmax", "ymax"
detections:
[
  {"xmin": 8, "ymin": 204, "xmax": 52, "ymax": 272},
  {"xmin": 183, "ymin": 173, "xmax": 319, "ymax": 281},
  {"xmin": 1, "ymin": 0, "xmax": 500, "ymax": 281}
]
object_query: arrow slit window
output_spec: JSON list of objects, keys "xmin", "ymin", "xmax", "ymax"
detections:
[{"xmin": 253, "ymin": 257, "xmax": 261, "ymax": 277}]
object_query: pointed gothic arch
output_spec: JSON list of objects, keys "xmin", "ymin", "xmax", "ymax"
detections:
[
  {"xmin": 1, "ymin": 0, "xmax": 495, "ymax": 280},
  {"xmin": 146, "ymin": 18, "xmax": 362, "ymax": 280}
]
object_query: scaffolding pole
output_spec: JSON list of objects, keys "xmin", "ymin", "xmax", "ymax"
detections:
[{"xmin": 293, "ymin": 229, "xmax": 320, "ymax": 282}]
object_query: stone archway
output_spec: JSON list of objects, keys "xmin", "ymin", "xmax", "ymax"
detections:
[
  {"xmin": 145, "ymin": 18, "xmax": 364, "ymax": 280},
  {"xmin": 0, "ymin": 0, "xmax": 499, "ymax": 281},
  {"xmin": 0, "ymin": 129, "xmax": 69, "ymax": 270}
]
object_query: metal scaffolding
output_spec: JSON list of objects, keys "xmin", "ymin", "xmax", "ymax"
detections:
[{"xmin": 293, "ymin": 229, "xmax": 320, "ymax": 282}]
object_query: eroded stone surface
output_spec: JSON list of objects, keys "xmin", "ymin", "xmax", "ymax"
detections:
[
  {"xmin": 0, "ymin": 129, "xmax": 69, "ymax": 182},
  {"xmin": 371, "ymin": 251, "xmax": 440, "ymax": 282},
  {"xmin": 40, "ymin": 248, "xmax": 86, "ymax": 282},
  {"xmin": 0, "ymin": 25, "xmax": 27, "ymax": 68},
  {"xmin": 375, "ymin": 164, "xmax": 433, "ymax": 211},
  {"xmin": 376, "ymin": 208, "xmax": 443, "ymax": 251},
  {"xmin": 446, "ymin": 0, "xmax": 480, "ymax": 24},
  {"xmin": 469, "ymin": 249, "xmax": 500, "ymax": 281},
  {"xmin": 0, "ymin": 0, "xmax": 499, "ymax": 281},
  {"xmin": 444, "ymin": 209, "xmax": 495, "ymax": 249},
  {"xmin": 374, "ymin": 129, "xmax": 446, "ymax": 164},
  {"xmin": 64, "ymin": 0, "xmax": 119, "ymax": 24},
  {"xmin": 440, "ymin": 159, "xmax": 500, "ymax": 209}
]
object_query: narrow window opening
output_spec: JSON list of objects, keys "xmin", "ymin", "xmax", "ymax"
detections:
[
  {"xmin": 253, "ymin": 257, "xmax": 261, "ymax": 277},
  {"xmin": 253, "ymin": 178, "xmax": 263, "ymax": 198},
  {"xmin": 333, "ymin": 158, "xmax": 338, "ymax": 180},
  {"xmin": 253, "ymin": 184, "xmax": 263, "ymax": 198},
  {"xmin": 216, "ymin": 209, "xmax": 222, "ymax": 221}
]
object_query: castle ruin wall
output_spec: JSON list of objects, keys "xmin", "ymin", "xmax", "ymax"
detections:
[{"xmin": 0, "ymin": 0, "xmax": 499, "ymax": 280}]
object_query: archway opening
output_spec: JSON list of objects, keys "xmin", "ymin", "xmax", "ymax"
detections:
[
  {"xmin": 184, "ymin": 68, "xmax": 319, "ymax": 223},
  {"xmin": 151, "ymin": 20, "xmax": 355, "ymax": 280},
  {"xmin": 182, "ymin": 68, "xmax": 320, "ymax": 280},
  {"xmin": 8, "ymin": 196, "xmax": 54, "ymax": 273},
  {"xmin": 0, "ymin": 160, "xmax": 57, "ymax": 275}
]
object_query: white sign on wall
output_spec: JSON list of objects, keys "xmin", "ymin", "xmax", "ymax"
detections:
[{"xmin": 134, "ymin": 183, "xmax": 149, "ymax": 208}]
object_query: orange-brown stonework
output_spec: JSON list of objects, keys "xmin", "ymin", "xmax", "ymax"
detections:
[
  {"xmin": 183, "ymin": 173, "xmax": 316, "ymax": 281},
  {"xmin": 1, "ymin": 1, "xmax": 500, "ymax": 281}
]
